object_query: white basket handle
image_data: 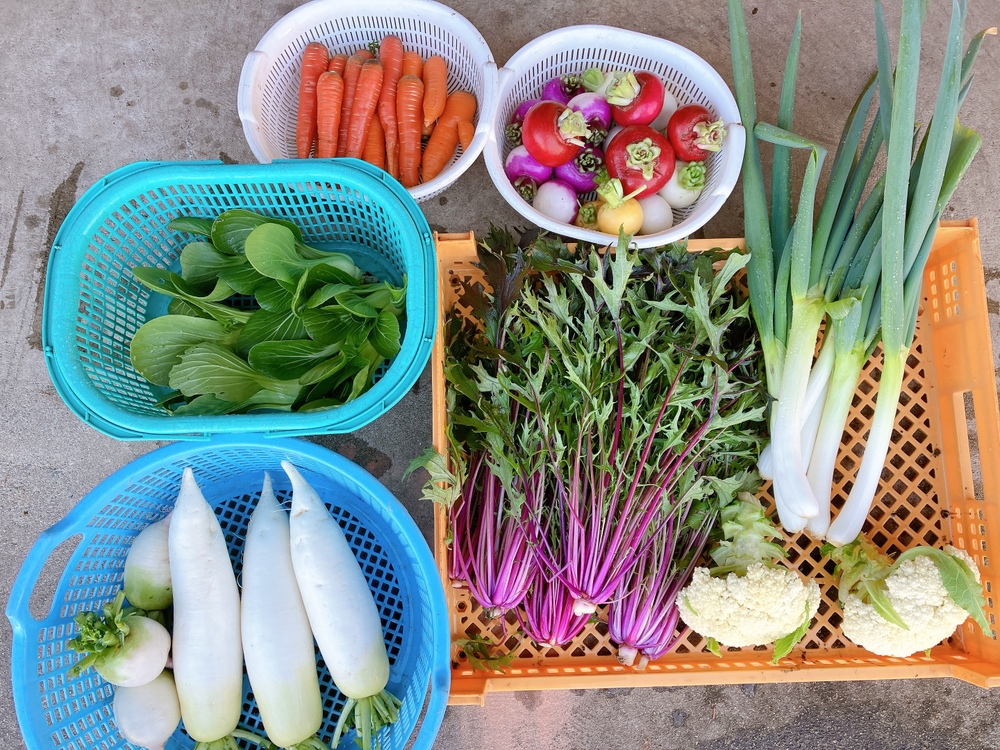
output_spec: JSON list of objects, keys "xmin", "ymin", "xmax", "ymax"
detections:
[
  {"xmin": 238, "ymin": 50, "xmax": 273, "ymax": 163},
  {"xmin": 709, "ymin": 123, "xmax": 746, "ymax": 198}
]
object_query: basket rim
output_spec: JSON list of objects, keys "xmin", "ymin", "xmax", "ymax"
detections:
[
  {"xmin": 236, "ymin": 0, "xmax": 500, "ymax": 203},
  {"xmin": 5, "ymin": 434, "xmax": 452, "ymax": 750},
  {"xmin": 484, "ymin": 24, "xmax": 745, "ymax": 248},
  {"xmin": 41, "ymin": 158, "xmax": 437, "ymax": 441}
]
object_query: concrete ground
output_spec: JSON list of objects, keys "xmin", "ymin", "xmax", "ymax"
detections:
[{"xmin": 1, "ymin": 0, "xmax": 998, "ymax": 748}]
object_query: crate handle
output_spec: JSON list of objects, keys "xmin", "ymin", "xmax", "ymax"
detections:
[{"xmin": 5, "ymin": 525, "xmax": 86, "ymax": 630}]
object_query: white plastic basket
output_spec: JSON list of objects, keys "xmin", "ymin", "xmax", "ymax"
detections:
[
  {"xmin": 484, "ymin": 25, "xmax": 745, "ymax": 248},
  {"xmin": 238, "ymin": 0, "xmax": 498, "ymax": 202}
]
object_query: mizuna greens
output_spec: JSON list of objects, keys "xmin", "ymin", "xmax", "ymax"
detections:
[
  {"xmin": 728, "ymin": 0, "xmax": 991, "ymax": 539},
  {"xmin": 129, "ymin": 209, "xmax": 406, "ymax": 416},
  {"xmin": 417, "ymin": 227, "xmax": 767, "ymax": 656}
]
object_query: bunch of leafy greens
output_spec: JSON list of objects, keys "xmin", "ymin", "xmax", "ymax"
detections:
[
  {"xmin": 424, "ymin": 227, "xmax": 768, "ymax": 642},
  {"xmin": 129, "ymin": 209, "xmax": 406, "ymax": 415}
]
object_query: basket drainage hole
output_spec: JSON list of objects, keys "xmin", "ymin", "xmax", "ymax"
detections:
[{"xmin": 28, "ymin": 534, "xmax": 85, "ymax": 622}]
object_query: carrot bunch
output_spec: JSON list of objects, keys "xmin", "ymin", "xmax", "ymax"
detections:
[{"xmin": 294, "ymin": 37, "xmax": 477, "ymax": 188}]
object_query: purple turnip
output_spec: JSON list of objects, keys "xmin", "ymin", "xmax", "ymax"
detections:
[{"xmin": 553, "ymin": 145, "xmax": 605, "ymax": 193}]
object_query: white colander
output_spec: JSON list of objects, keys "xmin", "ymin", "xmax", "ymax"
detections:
[
  {"xmin": 238, "ymin": 0, "xmax": 498, "ymax": 202},
  {"xmin": 484, "ymin": 25, "xmax": 745, "ymax": 248}
]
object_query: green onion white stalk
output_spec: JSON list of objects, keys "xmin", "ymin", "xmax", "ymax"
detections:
[{"xmin": 728, "ymin": 0, "xmax": 988, "ymax": 540}]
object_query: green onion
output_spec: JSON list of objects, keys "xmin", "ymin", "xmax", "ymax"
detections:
[{"xmin": 727, "ymin": 0, "xmax": 989, "ymax": 540}]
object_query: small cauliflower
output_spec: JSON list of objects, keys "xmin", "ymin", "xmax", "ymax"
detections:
[
  {"xmin": 827, "ymin": 537, "xmax": 990, "ymax": 658},
  {"xmin": 678, "ymin": 493, "xmax": 820, "ymax": 662}
]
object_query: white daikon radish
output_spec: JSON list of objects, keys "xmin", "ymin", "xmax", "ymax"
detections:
[
  {"xmin": 124, "ymin": 515, "xmax": 172, "ymax": 610},
  {"xmin": 67, "ymin": 591, "xmax": 171, "ymax": 688},
  {"xmin": 241, "ymin": 473, "xmax": 324, "ymax": 747},
  {"xmin": 112, "ymin": 669, "xmax": 181, "ymax": 750},
  {"xmin": 168, "ymin": 467, "xmax": 244, "ymax": 743},
  {"xmin": 283, "ymin": 461, "xmax": 401, "ymax": 750}
]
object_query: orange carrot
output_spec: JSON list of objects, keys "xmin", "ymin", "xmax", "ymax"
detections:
[
  {"xmin": 396, "ymin": 75, "xmax": 424, "ymax": 187},
  {"xmin": 438, "ymin": 90, "xmax": 477, "ymax": 128},
  {"xmin": 421, "ymin": 92, "xmax": 478, "ymax": 181},
  {"xmin": 362, "ymin": 114, "xmax": 386, "ymax": 170},
  {"xmin": 295, "ymin": 42, "xmax": 330, "ymax": 158},
  {"xmin": 315, "ymin": 71, "xmax": 345, "ymax": 158},
  {"xmin": 345, "ymin": 59, "xmax": 384, "ymax": 159},
  {"xmin": 376, "ymin": 35, "xmax": 404, "ymax": 179},
  {"xmin": 420, "ymin": 124, "xmax": 458, "ymax": 182},
  {"xmin": 421, "ymin": 120, "xmax": 435, "ymax": 139},
  {"xmin": 457, "ymin": 119, "xmax": 475, "ymax": 151},
  {"xmin": 401, "ymin": 51, "xmax": 423, "ymax": 78},
  {"xmin": 422, "ymin": 55, "xmax": 448, "ymax": 131},
  {"xmin": 337, "ymin": 54, "xmax": 366, "ymax": 158},
  {"xmin": 327, "ymin": 52, "xmax": 348, "ymax": 75},
  {"xmin": 356, "ymin": 48, "xmax": 374, "ymax": 60}
]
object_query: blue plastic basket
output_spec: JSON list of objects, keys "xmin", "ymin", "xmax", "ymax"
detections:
[
  {"xmin": 5, "ymin": 435, "xmax": 450, "ymax": 750},
  {"xmin": 42, "ymin": 159, "xmax": 436, "ymax": 440}
]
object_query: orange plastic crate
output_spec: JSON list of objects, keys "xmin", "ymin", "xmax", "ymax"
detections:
[{"xmin": 431, "ymin": 220, "xmax": 1000, "ymax": 705}]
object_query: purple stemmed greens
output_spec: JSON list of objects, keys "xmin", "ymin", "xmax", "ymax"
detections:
[{"xmin": 413, "ymin": 226, "xmax": 766, "ymax": 661}]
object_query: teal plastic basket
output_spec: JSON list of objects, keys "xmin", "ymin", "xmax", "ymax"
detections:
[
  {"xmin": 42, "ymin": 159, "xmax": 436, "ymax": 440},
  {"xmin": 6, "ymin": 435, "xmax": 450, "ymax": 750}
]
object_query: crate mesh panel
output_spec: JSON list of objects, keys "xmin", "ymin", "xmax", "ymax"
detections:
[{"xmin": 437, "ymin": 251, "xmax": 975, "ymax": 682}]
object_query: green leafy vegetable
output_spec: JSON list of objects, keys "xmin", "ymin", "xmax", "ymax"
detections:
[
  {"xmin": 127, "ymin": 210, "xmax": 406, "ymax": 415},
  {"xmin": 168, "ymin": 343, "xmax": 302, "ymax": 403},
  {"xmin": 167, "ymin": 216, "xmax": 213, "ymax": 236},
  {"xmin": 236, "ymin": 308, "xmax": 310, "ymax": 354},
  {"xmin": 210, "ymin": 208, "xmax": 303, "ymax": 256},
  {"xmin": 244, "ymin": 223, "xmax": 360, "ymax": 285},
  {"xmin": 130, "ymin": 316, "xmax": 238, "ymax": 386}
]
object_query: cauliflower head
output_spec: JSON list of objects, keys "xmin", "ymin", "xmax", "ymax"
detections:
[
  {"xmin": 679, "ymin": 561, "xmax": 821, "ymax": 648},
  {"xmin": 841, "ymin": 545, "xmax": 981, "ymax": 657}
]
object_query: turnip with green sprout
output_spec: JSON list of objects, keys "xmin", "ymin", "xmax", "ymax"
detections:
[{"xmin": 66, "ymin": 590, "xmax": 170, "ymax": 688}]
